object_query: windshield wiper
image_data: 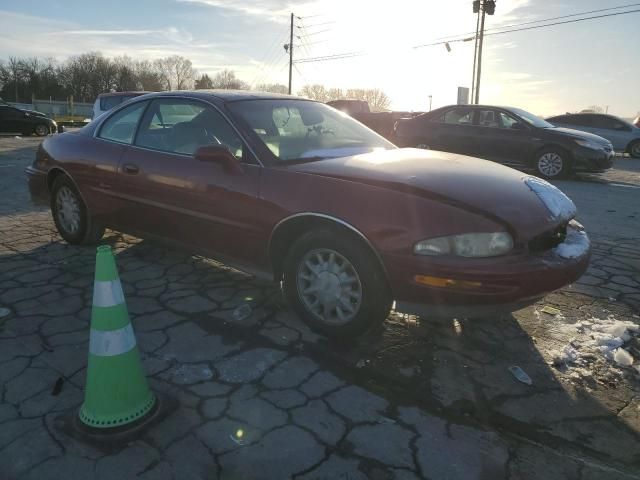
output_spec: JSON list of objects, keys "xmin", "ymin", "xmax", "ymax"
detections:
[{"xmin": 283, "ymin": 156, "xmax": 329, "ymax": 164}]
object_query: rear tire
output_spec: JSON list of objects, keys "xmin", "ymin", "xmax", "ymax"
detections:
[
  {"xmin": 51, "ymin": 176, "xmax": 104, "ymax": 245},
  {"xmin": 628, "ymin": 140, "xmax": 640, "ymax": 159},
  {"xmin": 534, "ymin": 147, "xmax": 570, "ymax": 179},
  {"xmin": 283, "ymin": 229, "xmax": 391, "ymax": 338},
  {"xmin": 34, "ymin": 124, "xmax": 50, "ymax": 136}
]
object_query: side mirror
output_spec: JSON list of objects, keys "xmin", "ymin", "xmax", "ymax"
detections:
[
  {"xmin": 511, "ymin": 122, "xmax": 527, "ymax": 130},
  {"xmin": 194, "ymin": 145, "xmax": 243, "ymax": 175}
]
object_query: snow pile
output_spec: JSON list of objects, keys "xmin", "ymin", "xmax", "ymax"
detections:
[
  {"xmin": 552, "ymin": 315, "xmax": 639, "ymax": 374},
  {"xmin": 553, "ymin": 229, "xmax": 590, "ymax": 259},
  {"xmin": 525, "ymin": 176, "xmax": 576, "ymax": 220}
]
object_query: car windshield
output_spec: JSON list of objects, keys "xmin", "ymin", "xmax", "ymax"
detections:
[
  {"xmin": 509, "ymin": 107, "xmax": 554, "ymax": 128},
  {"xmin": 228, "ymin": 99, "xmax": 395, "ymax": 162}
]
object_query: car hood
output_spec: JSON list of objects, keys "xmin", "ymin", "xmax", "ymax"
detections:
[
  {"xmin": 286, "ymin": 148, "xmax": 573, "ymax": 239},
  {"xmin": 544, "ymin": 126, "xmax": 610, "ymax": 144}
]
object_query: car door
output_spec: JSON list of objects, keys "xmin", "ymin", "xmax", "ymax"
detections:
[
  {"xmin": 473, "ymin": 108, "xmax": 535, "ymax": 166},
  {"xmin": 114, "ymin": 97, "xmax": 263, "ymax": 264},
  {"xmin": 0, "ymin": 106, "xmax": 27, "ymax": 133},
  {"xmin": 590, "ymin": 115, "xmax": 632, "ymax": 150},
  {"xmin": 429, "ymin": 107, "xmax": 478, "ymax": 155}
]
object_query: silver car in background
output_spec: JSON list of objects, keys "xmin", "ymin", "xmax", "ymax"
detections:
[{"xmin": 546, "ymin": 113, "xmax": 640, "ymax": 158}]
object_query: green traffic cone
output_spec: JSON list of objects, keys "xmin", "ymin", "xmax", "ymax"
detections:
[{"xmin": 79, "ymin": 245, "xmax": 156, "ymax": 429}]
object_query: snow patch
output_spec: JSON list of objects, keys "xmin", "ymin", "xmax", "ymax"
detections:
[
  {"xmin": 553, "ymin": 228, "xmax": 590, "ymax": 259},
  {"xmin": 551, "ymin": 315, "xmax": 639, "ymax": 375},
  {"xmin": 525, "ymin": 176, "xmax": 576, "ymax": 220}
]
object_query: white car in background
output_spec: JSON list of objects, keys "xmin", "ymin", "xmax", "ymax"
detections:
[
  {"xmin": 92, "ymin": 91, "xmax": 149, "ymax": 119},
  {"xmin": 546, "ymin": 113, "xmax": 640, "ymax": 158}
]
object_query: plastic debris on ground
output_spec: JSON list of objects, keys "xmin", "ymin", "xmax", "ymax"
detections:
[
  {"xmin": 541, "ymin": 305, "xmax": 562, "ymax": 316},
  {"xmin": 509, "ymin": 366, "xmax": 533, "ymax": 385},
  {"xmin": 232, "ymin": 304, "xmax": 252, "ymax": 321}
]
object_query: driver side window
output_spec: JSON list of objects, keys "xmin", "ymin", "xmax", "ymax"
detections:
[{"xmin": 135, "ymin": 99, "xmax": 244, "ymax": 159}]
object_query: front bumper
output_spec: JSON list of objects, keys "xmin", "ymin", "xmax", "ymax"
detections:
[
  {"xmin": 572, "ymin": 146, "xmax": 614, "ymax": 172},
  {"xmin": 385, "ymin": 224, "xmax": 590, "ymax": 318},
  {"xmin": 25, "ymin": 166, "xmax": 49, "ymax": 206}
]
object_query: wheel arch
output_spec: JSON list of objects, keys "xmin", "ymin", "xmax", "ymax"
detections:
[
  {"xmin": 46, "ymin": 167, "xmax": 90, "ymax": 210},
  {"xmin": 268, "ymin": 213, "xmax": 391, "ymax": 292}
]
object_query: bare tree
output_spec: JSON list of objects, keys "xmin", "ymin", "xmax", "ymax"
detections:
[
  {"xmin": 134, "ymin": 60, "xmax": 164, "ymax": 91},
  {"xmin": 211, "ymin": 69, "xmax": 249, "ymax": 90},
  {"xmin": 7, "ymin": 57, "xmax": 23, "ymax": 102},
  {"xmin": 255, "ymin": 83, "xmax": 288, "ymax": 94},
  {"xmin": 297, "ymin": 84, "xmax": 329, "ymax": 102},
  {"xmin": 155, "ymin": 55, "xmax": 194, "ymax": 90},
  {"xmin": 345, "ymin": 88, "xmax": 390, "ymax": 112},
  {"xmin": 195, "ymin": 73, "xmax": 214, "ymax": 89}
]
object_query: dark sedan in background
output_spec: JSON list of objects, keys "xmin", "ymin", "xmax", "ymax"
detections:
[
  {"xmin": 546, "ymin": 112, "xmax": 640, "ymax": 158},
  {"xmin": 26, "ymin": 91, "xmax": 590, "ymax": 338},
  {"xmin": 393, "ymin": 105, "xmax": 614, "ymax": 178},
  {"xmin": 0, "ymin": 99, "xmax": 59, "ymax": 136}
]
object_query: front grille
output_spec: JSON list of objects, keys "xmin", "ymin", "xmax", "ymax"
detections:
[{"xmin": 529, "ymin": 223, "xmax": 567, "ymax": 252}]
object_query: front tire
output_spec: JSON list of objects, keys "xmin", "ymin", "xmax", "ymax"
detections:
[
  {"xmin": 34, "ymin": 124, "xmax": 50, "ymax": 136},
  {"xmin": 534, "ymin": 147, "xmax": 570, "ymax": 179},
  {"xmin": 283, "ymin": 229, "xmax": 391, "ymax": 338},
  {"xmin": 628, "ymin": 140, "xmax": 640, "ymax": 159},
  {"xmin": 51, "ymin": 176, "xmax": 104, "ymax": 245}
]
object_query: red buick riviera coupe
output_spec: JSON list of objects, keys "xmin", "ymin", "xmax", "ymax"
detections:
[{"xmin": 26, "ymin": 91, "xmax": 590, "ymax": 337}]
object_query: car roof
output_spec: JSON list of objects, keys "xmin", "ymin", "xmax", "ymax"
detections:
[
  {"xmin": 98, "ymin": 91, "xmax": 150, "ymax": 98},
  {"xmin": 139, "ymin": 89, "xmax": 305, "ymax": 103}
]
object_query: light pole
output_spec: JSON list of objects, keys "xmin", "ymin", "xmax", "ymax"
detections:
[
  {"xmin": 472, "ymin": 0, "xmax": 495, "ymax": 104},
  {"xmin": 428, "ymin": 95, "xmax": 432, "ymax": 111}
]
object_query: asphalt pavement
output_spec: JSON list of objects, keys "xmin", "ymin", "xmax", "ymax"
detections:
[{"xmin": 0, "ymin": 136, "xmax": 638, "ymax": 480}]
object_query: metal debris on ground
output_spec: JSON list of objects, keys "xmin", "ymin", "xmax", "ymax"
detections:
[
  {"xmin": 232, "ymin": 304, "xmax": 252, "ymax": 321},
  {"xmin": 509, "ymin": 365, "xmax": 533, "ymax": 385},
  {"xmin": 540, "ymin": 305, "xmax": 562, "ymax": 316}
]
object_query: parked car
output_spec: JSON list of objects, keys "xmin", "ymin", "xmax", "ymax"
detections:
[
  {"xmin": 0, "ymin": 99, "xmax": 58, "ymax": 136},
  {"xmin": 394, "ymin": 105, "xmax": 614, "ymax": 178},
  {"xmin": 546, "ymin": 113, "xmax": 640, "ymax": 158},
  {"xmin": 26, "ymin": 91, "xmax": 590, "ymax": 337},
  {"xmin": 327, "ymin": 99, "xmax": 422, "ymax": 140},
  {"xmin": 92, "ymin": 91, "xmax": 149, "ymax": 119}
]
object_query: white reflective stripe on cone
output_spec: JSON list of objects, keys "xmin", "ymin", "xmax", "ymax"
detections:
[
  {"xmin": 93, "ymin": 279, "xmax": 125, "ymax": 308},
  {"xmin": 89, "ymin": 324, "xmax": 137, "ymax": 357}
]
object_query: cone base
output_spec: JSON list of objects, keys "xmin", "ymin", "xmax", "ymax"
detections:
[
  {"xmin": 79, "ymin": 392, "xmax": 156, "ymax": 429},
  {"xmin": 55, "ymin": 391, "xmax": 177, "ymax": 452}
]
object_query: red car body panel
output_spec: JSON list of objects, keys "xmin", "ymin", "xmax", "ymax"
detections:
[{"xmin": 26, "ymin": 91, "xmax": 590, "ymax": 318}]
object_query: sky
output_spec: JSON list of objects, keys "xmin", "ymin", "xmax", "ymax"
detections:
[{"xmin": 0, "ymin": 0, "xmax": 638, "ymax": 117}]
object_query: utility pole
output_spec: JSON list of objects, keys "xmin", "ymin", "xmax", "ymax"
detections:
[
  {"xmin": 428, "ymin": 95, "xmax": 433, "ymax": 111},
  {"xmin": 473, "ymin": 0, "xmax": 495, "ymax": 105},
  {"xmin": 471, "ymin": 2, "xmax": 480, "ymax": 103},
  {"xmin": 288, "ymin": 12, "xmax": 294, "ymax": 94}
]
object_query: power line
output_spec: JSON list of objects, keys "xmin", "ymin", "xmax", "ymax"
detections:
[
  {"xmin": 295, "ymin": 7, "xmax": 640, "ymax": 63},
  {"xmin": 297, "ymin": 29, "xmax": 332, "ymax": 38},
  {"xmin": 431, "ymin": 2, "xmax": 640, "ymax": 42},
  {"xmin": 297, "ymin": 21, "xmax": 336, "ymax": 28}
]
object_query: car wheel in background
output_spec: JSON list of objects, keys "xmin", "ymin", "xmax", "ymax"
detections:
[
  {"xmin": 535, "ymin": 148, "xmax": 570, "ymax": 179},
  {"xmin": 283, "ymin": 228, "xmax": 391, "ymax": 338},
  {"xmin": 34, "ymin": 124, "xmax": 50, "ymax": 136},
  {"xmin": 51, "ymin": 175, "xmax": 105, "ymax": 245},
  {"xmin": 628, "ymin": 140, "xmax": 640, "ymax": 159}
]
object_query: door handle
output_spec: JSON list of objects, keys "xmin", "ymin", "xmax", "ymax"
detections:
[{"xmin": 122, "ymin": 164, "xmax": 139, "ymax": 175}]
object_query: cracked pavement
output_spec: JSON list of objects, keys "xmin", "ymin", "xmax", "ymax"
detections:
[{"xmin": 1, "ymin": 136, "xmax": 639, "ymax": 479}]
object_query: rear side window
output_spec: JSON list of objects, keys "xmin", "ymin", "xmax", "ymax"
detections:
[
  {"xmin": 98, "ymin": 101, "xmax": 147, "ymax": 144},
  {"xmin": 441, "ymin": 108, "xmax": 473, "ymax": 125},
  {"xmin": 566, "ymin": 115, "xmax": 593, "ymax": 127}
]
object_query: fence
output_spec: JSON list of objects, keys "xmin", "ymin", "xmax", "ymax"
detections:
[{"xmin": 8, "ymin": 98, "xmax": 93, "ymax": 120}]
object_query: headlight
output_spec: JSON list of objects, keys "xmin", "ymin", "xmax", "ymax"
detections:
[
  {"xmin": 574, "ymin": 139, "xmax": 602, "ymax": 150},
  {"xmin": 414, "ymin": 232, "xmax": 513, "ymax": 257}
]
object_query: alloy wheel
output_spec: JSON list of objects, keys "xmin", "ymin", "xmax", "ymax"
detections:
[
  {"xmin": 632, "ymin": 143, "xmax": 640, "ymax": 158},
  {"xmin": 56, "ymin": 186, "xmax": 81, "ymax": 235},
  {"xmin": 537, "ymin": 152, "xmax": 563, "ymax": 177},
  {"xmin": 296, "ymin": 248, "xmax": 363, "ymax": 325},
  {"xmin": 35, "ymin": 124, "xmax": 49, "ymax": 136}
]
